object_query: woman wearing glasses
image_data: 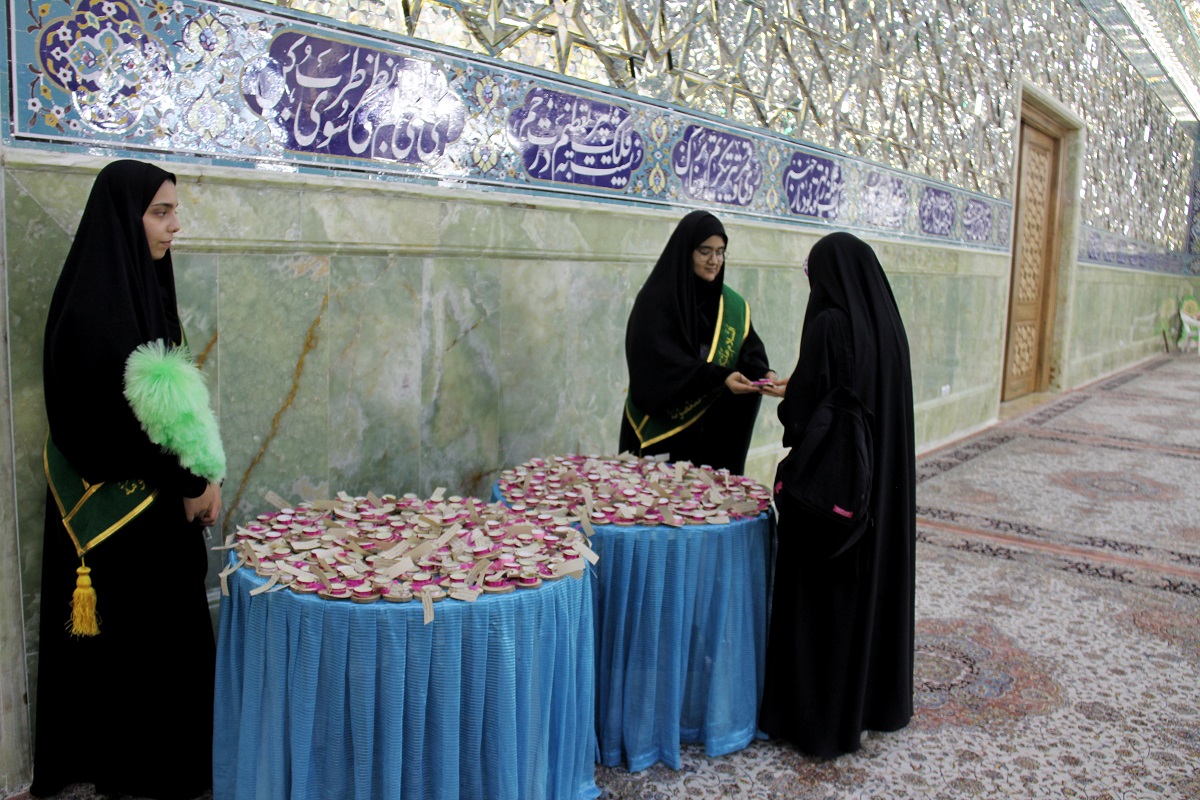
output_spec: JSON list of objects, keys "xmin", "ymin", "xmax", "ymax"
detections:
[{"xmin": 620, "ymin": 210, "xmax": 785, "ymax": 474}]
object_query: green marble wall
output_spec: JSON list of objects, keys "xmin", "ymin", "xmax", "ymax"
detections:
[
  {"xmin": 0, "ymin": 170, "xmax": 30, "ymax": 790},
  {"xmin": 1, "ymin": 152, "xmax": 1182, "ymax": 791},
  {"xmin": 1065, "ymin": 265, "xmax": 1193, "ymax": 385}
]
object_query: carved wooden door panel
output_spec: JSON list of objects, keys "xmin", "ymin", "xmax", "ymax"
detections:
[{"xmin": 1003, "ymin": 121, "xmax": 1060, "ymax": 402}]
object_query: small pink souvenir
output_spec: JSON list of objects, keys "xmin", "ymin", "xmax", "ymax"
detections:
[{"xmin": 351, "ymin": 585, "xmax": 380, "ymax": 604}]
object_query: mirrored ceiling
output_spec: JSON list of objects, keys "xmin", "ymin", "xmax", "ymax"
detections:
[{"xmin": 1080, "ymin": 0, "xmax": 1200, "ymax": 121}]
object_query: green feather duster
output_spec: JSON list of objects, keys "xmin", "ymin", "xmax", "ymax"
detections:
[{"xmin": 123, "ymin": 340, "xmax": 226, "ymax": 484}]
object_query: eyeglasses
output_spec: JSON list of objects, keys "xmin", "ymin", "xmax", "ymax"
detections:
[{"xmin": 695, "ymin": 247, "xmax": 726, "ymax": 259}]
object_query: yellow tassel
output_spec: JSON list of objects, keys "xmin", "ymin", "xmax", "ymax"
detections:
[{"xmin": 69, "ymin": 565, "xmax": 99, "ymax": 637}]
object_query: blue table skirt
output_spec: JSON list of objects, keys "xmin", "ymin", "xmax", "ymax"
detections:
[
  {"xmin": 589, "ymin": 514, "xmax": 773, "ymax": 771},
  {"xmin": 214, "ymin": 562, "xmax": 599, "ymax": 800}
]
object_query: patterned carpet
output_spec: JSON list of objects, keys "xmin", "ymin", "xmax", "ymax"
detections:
[
  {"xmin": 595, "ymin": 354, "xmax": 1200, "ymax": 799},
  {"xmin": 14, "ymin": 357, "xmax": 1200, "ymax": 800}
]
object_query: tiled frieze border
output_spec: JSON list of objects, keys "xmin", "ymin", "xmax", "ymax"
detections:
[
  {"xmin": 1080, "ymin": 224, "xmax": 1199, "ymax": 274},
  {"xmin": 6, "ymin": 0, "xmax": 1196, "ymax": 272},
  {"xmin": 10, "ymin": 0, "xmax": 1014, "ymax": 249}
]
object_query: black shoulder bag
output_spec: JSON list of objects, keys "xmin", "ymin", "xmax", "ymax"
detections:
[{"xmin": 773, "ymin": 385, "xmax": 874, "ymax": 551}]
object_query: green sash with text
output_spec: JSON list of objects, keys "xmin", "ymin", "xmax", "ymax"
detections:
[
  {"xmin": 625, "ymin": 285, "xmax": 750, "ymax": 449},
  {"xmin": 44, "ymin": 435, "xmax": 158, "ymax": 557}
]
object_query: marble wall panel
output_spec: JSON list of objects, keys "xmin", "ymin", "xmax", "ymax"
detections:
[
  {"xmin": 175, "ymin": 254, "xmax": 220, "ymax": 374},
  {"xmin": 326, "ymin": 254, "xmax": 424, "ymax": 496},
  {"xmin": 498, "ymin": 258, "xmax": 611, "ymax": 467},
  {"xmin": 419, "ymin": 256, "xmax": 502, "ymax": 498},
  {"xmin": 887, "ymin": 273, "xmax": 918, "ymax": 388},
  {"xmin": 879, "ymin": 245, "xmax": 1011, "ymax": 406},
  {"xmin": 1066, "ymin": 264, "xmax": 1192, "ymax": 385},
  {"xmin": 956, "ymin": 274, "xmax": 1010, "ymax": 390},
  {"xmin": 217, "ymin": 252, "xmax": 333, "ymax": 528},
  {"xmin": 0, "ymin": 179, "xmax": 31, "ymax": 790},
  {"xmin": 298, "ymin": 187, "xmax": 447, "ymax": 254},
  {"xmin": 557, "ymin": 264, "xmax": 641, "ymax": 456},
  {"xmin": 177, "ymin": 180, "xmax": 305, "ymax": 249},
  {"xmin": 6, "ymin": 170, "xmax": 80, "ymax": 658}
]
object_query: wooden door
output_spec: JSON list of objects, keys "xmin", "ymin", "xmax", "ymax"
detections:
[{"xmin": 1003, "ymin": 119, "xmax": 1062, "ymax": 401}]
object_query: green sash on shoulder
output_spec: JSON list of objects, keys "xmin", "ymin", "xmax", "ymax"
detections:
[
  {"xmin": 625, "ymin": 285, "xmax": 751, "ymax": 449},
  {"xmin": 44, "ymin": 435, "xmax": 158, "ymax": 557}
]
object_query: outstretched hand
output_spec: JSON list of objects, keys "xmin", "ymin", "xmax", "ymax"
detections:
[
  {"xmin": 759, "ymin": 371, "xmax": 789, "ymax": 398},
  {"xmin": 183, "ymin": 481, "xmax": 223, "ymax": 526},
  {"xmin": 725, "ymin": 371, "xmax": 760, "ymax": 395}
]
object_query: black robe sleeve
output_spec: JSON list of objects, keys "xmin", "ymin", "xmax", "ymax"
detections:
[
  {"xmin": 627, "ymin": 311, "xmax": 773, "ymax": 415},
  {"xmin": 736, "ymin": 323, "xmax": 770, "ymax": 381},
  {"xmin": 625, "ymin": 299, "xmax": 733, "ymax": 414},
  {"xmin": 47, "ymin": 328, "xmax": 210, "ymax": 500},
  {"xmin": 779, "ymin": 308, "xmax": 852, "ymax": 448}
]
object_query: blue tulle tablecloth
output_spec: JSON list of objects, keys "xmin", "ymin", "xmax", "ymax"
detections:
[
  {"xmin": 589, "ymin": 513, "xmax": 773, "ymax": 771},
  {"xmin": 214, "ymin": 560, "xmax": 599, "ymax": 800}
]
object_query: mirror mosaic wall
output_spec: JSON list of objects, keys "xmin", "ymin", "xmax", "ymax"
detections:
[
  {"xmin": 10, "ymin": 0, "xmax": 1198, "ymax": 268},
  {"xmin": 242, "ymin": 0, "xmax": 1195, "ymax": 250},
  {"xmin": 1077, "ymin": 0, "xmax": 1200, "ymax": 122}
]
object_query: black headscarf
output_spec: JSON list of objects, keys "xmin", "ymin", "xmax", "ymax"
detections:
[
  {"xmin": 800, "ymin": 231, "xmax": 910, "ymax": 419},
  {"xmin": 43, "ymin": 160, "xmax": 195, "ymax": 489},
  {"xmin": 625, "ymin": 210, "xmax": 733, "ymax": 412}
]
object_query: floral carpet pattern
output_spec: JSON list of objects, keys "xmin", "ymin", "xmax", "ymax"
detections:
[
  {"xmin": 595, "ymin": 355, "xmax": 1200, "ymax": 799},
  {"xmin": 12, "ymin": 357, "xmax": 1200, "ymax": 800}
]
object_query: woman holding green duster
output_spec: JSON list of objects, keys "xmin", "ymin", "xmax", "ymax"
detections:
[{"xmin": 34, "ymin": 161, "xmax": 225, "ymax": 799}]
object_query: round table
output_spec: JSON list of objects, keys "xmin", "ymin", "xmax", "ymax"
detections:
[
  {"xmin": 214, "ymin": 559, "xmax": 599, "ymax": 800},
  {"xmin": 588, "ymin": 513, "xmax": 773, "ymax": 771}
]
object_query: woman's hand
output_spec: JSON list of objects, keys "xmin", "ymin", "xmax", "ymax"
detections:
[
  {"xmin": 725, "ymin": 371, "xmax": 759, "ymax": 395},
  {"xmin": 183, "ymin": 482, "xmax": 223, "ymax": 526},
  {"xmin": 760, "ymin": 371, "xmax": 789, "ymax": 398}
]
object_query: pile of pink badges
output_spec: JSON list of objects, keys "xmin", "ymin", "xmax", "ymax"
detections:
[
  {"xmin": 497, "ymin": 454, "xmax": 771, "ymax": 530},
  {"xmin": 222, "ymin": 456, "xmax": 769, "ymax": 620},
  {"xmin": 220, "ymin": 488, "xmax": 595, "ymax": 620}
]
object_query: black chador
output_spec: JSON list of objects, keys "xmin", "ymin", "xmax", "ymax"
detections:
[
  {"xmin": 34, "ymin": 161, "xmax": 222, "ymax": 800},
  {"xmin": 620, "ymin": 210, "xmax": 772, "ymax": 475},
  {"xmin": 760, "ymin": 232, "xmax": 916, "ymax": 758}
]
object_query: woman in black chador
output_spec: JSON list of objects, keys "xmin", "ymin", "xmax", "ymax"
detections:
[
  {"xmin": 34, "ymin": 161, "xmax": 225, "ymax": 799},
  {"xmin": 760, "ymin": 232, "xmax": 915, "ymax": 758},
  {"xmin": 620, "ymin": 210, "xmax": 785, "ymax": 474}
]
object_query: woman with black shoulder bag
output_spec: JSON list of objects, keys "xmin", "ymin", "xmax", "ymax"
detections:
[{"xmin": 760, "ymin": 231, "xmax": 915, "ymax": 758}]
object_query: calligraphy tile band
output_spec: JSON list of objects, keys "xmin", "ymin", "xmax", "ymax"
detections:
[{"xmin": 10, "ymin": 0, "xmax": 1190, "ymax": 270}]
